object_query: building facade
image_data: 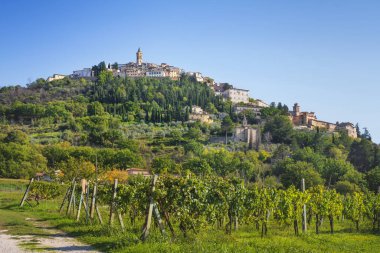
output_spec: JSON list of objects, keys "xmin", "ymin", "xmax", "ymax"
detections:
[
  {"xmin": 336, "ymin": 122, "xmax": 357, "ymax": 138},
  {"xmin": 223, "ymin": 88, "xmax": 250, "ymax": 104},
  {"xmin": 72, "ymin": 68, "xmax": 93, "ymax": 78},
  {"xmin": 255, "ymin": 99, "xmax": 269, "ymax": 108},
  {"xmin": 186, "ymin": 72, "xmax": 204, "ymax": 82},
  {"xmin": 233, "ymin": 116, "xmax": 259, "ymax": 149},
  {"xmin": 233, "ymin": 104, "xmax": 261, "ymax": 116},
  {"xmin": 290, "ymin": 103, "xmax": 317, "ymax": 126},
  {"xmin": 47, "ymin": 74, "xmax": 66, "ymax": 82},
  {"xmin": 111, "ymin": 49, "xmax": 183, "ymax": 81},
  {"xmin": 289, "ymin": 103, "xmax": 357, "ymax": 138},
  {"xmin": 189, "ymin": 106, "xmax": 213, "ymax": 124},
  {"xmin": 309, "ymin": 119, "xmax": 337, "ymax": 132},
  {"xmin": 146, "ymin": 69, "xmax": 166, "ymax": 78}
]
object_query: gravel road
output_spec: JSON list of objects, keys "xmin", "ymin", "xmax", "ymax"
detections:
[
  {"xmin": 0, "ymin": 230, "xmax": 29, "ymax": 253},
  {"xmin": 0, "ymin": 221, "xmax": 100, "ymax": 253}
]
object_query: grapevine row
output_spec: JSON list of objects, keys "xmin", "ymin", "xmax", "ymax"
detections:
[{"xmin": 26, "ymin": 175, "xmax": 380, "ymax": 238}]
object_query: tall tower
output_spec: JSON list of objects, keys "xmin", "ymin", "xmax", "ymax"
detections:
[
  {"xmin": 136, "ymin": 48, "xmax": 143, "ymax": 66},
  {"xmin": 293, "ymin": 103, "xmax": 300, "ymax": 116}
]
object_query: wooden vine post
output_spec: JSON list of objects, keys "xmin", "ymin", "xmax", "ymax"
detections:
[
  {"xmin": 20, "ymin": 178, "xmax": 34, "ymax": 207},
  {"xmin": 109, "ymin": 179, "xmax": 118, "ymax": 226},
  {"xmin": 85, "ymin": 181, "xmax": 90, "ymax": 224},
  {"xmin": 72, "ymin": 190, "xmax": 77, "ymax": 215},
  {"xmin": 141, "ymin": 174, "xmax": 160, "ymax": 241},
  {"xmin": 90, "ymin": 182, "xmax": 97, "ymax": 219},
  {"xmin": 117, "ymin": 209, "xmax": 125, "ymax": 232},
  {"xmin": 60, "ymin": 178, "xmax": 76, "ymax": 213},
  {"xmin": 66, "ymin": 179, "xmax": 77, "ymax": 216},
  {"xmin": 90, "ymin": 156, "xmax": 99, "ymax": 221},
  {"xmin": 90, "ymin": 156, "xmax": 97, "ymax": 219},
  {"xmin": 153, "ymin": 203, "xmax": 166, "ymax": 235},
  {"xmin": 302, "ymin": 178, "xmax": 307, "ymax": 232},
  {"xmin": 76, "ymin": 179, "xmax": 87, "ymax": 221},
  {"xmin": 96, "ymin": 204, "xmax": 103, "ymax": 224}
]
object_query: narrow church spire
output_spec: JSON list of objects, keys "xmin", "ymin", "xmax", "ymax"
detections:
[{"xmin": 243, "ymin": 115, "xmax": 248, "ymax": 127}]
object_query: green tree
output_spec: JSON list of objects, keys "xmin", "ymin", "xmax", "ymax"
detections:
[
  {"xmin": 322, "ymin": 158, "xmax": 354, "ymax": 187},
  {"xmin": 112, "ymin": 62, "xmax": 119, "ymax": 70},
  {"xmin": 203, "ymin": 148, "xmax": 239, "ymax": 176},
  {"xmin": 221, "ymin": 115, "xmax": 234, "ymax": 144},
  {"xmin": 4, "ymin": 130, "xmax": 29, "ymax": 144},
  {"xmin": 366, "ymin": 167, "xmax": 380, "ymax": 192},
  {"xmin": 334, "ymin": 180, "xmax": 360, "ymax": 195},
  {"xmin": 182, "ymin": 157, "xmax": 212, "ymax": 176},
  {"xmin": 151, "ymin": 156, "xmax": 177, "ymax": 174},
  {"xmin": 186, "ymin": 127, "xmax": 202, "ymax": 141},
  {"xmin": 264, "ymin": 115, "xmax": 293, "ymax": 144},
  {"xmin": 344, "ymin": 192, "xmax": 365, "ymax": 231},
  {"xmin": 184, "ymin": 140, "xmax": 204, "ymax": 156},
  {"xmin": 87, "ymin": 102, "xmax": 106, "ymax": 116},
  {"xmin": 276, "ymin": 159, "xmax": 323, "ymax": 189},
  {"xmin": 348, "ymin": 139, "xmax": 375, "ymax": 173}
]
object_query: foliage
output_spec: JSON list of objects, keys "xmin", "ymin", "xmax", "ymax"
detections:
[
  {"xmin": 344, "ymin": 192, "xmax": 366, "ymax": 230},
  {"xmin": 264, "ymin": 115, "xmax": 293, "ymax": 144},
  {"xmin": 28, "ymin": 181, "xmax": 63, "ymax": 204}
]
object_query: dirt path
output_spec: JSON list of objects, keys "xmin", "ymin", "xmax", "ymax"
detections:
[
  {"xmin": 0, "ymin": 230, "xmax": 29, "ymax": 253},
  {"xmin": 0, "ymin": 219, "xmax": 100, "ymax": 253}
]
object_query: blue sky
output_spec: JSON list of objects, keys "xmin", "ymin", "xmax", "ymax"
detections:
[{"xmin": 1, "ymin": 1, "xmax": 379, "ymax": 142}]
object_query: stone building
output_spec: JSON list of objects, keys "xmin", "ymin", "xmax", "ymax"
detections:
[
  {"xmin": 290, "ymin": 103, "xmax": 317, "ymax": 126},
  {"xmin": 189, "ymin": 106, "xmax": 213, "ymax": 124},
  {"xmin": 233, "ymin": 100, "xmax": 269, "ymax": 118},
  {"xmin": 186, "ymin": 72, "xmax": 204, "ymax": 82},
  {"xmin": 114, "ymin": 48, "xmax": 183, "ymax": 80},
  {"xmin": 118, "ymin": 62, "xmax": 146, "ymax": 78},
  {"xmin": 165, "ymin": 67, "xmax": 181, "ymax": 80},
  {"xmin": 289, "ymin": 103, "xmax": 357, "ymax": 138},
  {"xmin": 255, "ymin": 99, "xmax": 269, "ymax": 108},
  {"xmin": 233, "ymin": 104, "xmax": 262, "ymax": 118},
  {"xmin": 47, "ymin": 74, "xmax": 66, "ymax": 82},
  {"xmin": 233, "ymin": 116, "xmax": 260, "ymax": 149},
  {"xmin": 309, "ymin": 119, "xmax": 337, "ymax": 132},
  {"xmin": 336, "ymin": 122, "xmax": 357, "ymax": 138},
  {"xmin": 191, "ymin": 105, "xmax": 204, "ymax": 114}
]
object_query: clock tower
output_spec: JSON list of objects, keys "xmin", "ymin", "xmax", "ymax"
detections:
[{"xmin": 136, "ymin": 48, "xmax": 143, "ymax": 66}]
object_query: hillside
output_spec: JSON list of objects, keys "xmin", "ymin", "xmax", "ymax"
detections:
[{"xmin": 0, "ymin": 72, "xmax": 379, "ymax": 194}]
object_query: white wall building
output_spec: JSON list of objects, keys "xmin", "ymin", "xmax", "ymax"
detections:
[
  {"xmin": 233, "ymin": 105, "xmax": 261, "ymax": 115},
  {"xmin": 146, "ymin": 70, "xmax": 166, "ymax": 78},
  {"xmin": 256, "ymin": 99, "xmax": 269, "ymax": 108},
  {"xmin": 72, "ymin": 68, "xmax": 93, "ymax": 78},
  {"xmin": 166, "ymin": 67, "xmax": 181, "ymax": 80},
  {"xmin": 191, "ymin": 106, "xmax": 204, "ymax": 114},
  {"xmin": 187, "ymin": 72, "xmax": 204, "ymax": 82},
  {"xmin": 47, "ymin": 74, "xmax": 66, "ymax": 82},
  {"xmin": 223, "ymin": 88, "xmax": 250, "ymax": 104}
]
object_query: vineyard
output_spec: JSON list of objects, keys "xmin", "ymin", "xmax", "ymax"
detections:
[{"xmin": 21, "ymin": 174, "xmax": 380, "ymax": 244}]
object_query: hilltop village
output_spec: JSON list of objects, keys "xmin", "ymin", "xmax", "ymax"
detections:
[{"xmin": 46, "ymin": 48, "xmax": 358, "ymax": 143}]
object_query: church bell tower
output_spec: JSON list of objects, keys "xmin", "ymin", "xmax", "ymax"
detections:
[{"xmin": 136, "ymin": 48, "xmax": 143, "ymax": 66}]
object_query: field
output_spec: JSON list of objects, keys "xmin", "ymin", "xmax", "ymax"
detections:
[{"xmin": 0, "ymin": 178, "xmax": 379, "ymax": 253}]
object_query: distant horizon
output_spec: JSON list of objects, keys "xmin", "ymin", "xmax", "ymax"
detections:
[{"xmin": 1, "ymin": 0, "xmax": 379, "ymax": 143}]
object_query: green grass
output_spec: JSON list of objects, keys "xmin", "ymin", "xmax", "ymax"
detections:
[{"xmin": 0, "ymin": 178, "xmax": 379, "ymax": 253}]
